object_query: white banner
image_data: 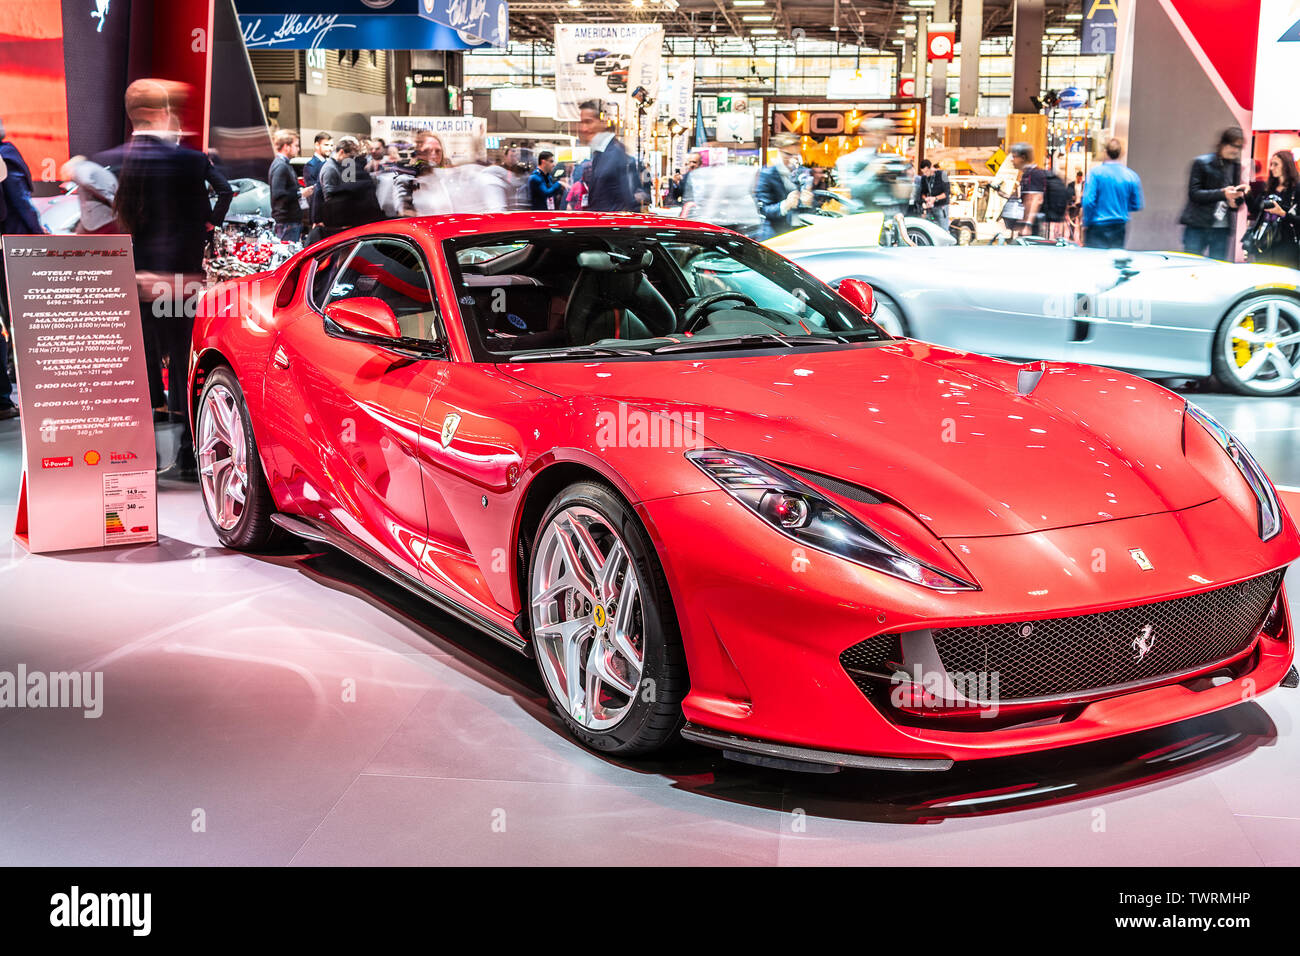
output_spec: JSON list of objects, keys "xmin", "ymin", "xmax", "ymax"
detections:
[
  {"xmin": 369, "ymin": 116, "xmax": 488, "ymax": 164},
  {"xmin": 554, "ymin": 23, "xmax": 664, "ymax": 122},
  {"xmin": 1254, "ymin": 0, "xmax": 1300, "ymax": 130},
  {"xmin": 662, "ymin": 61, "xmax": 695, "ymax": 171}
]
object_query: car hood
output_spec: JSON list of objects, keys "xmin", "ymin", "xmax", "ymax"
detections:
[{"xmin": 502, "ymin": 341, "xmax": 1216, "ymax": 538}]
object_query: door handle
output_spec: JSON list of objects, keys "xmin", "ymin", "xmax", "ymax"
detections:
[{"xmin": 273, "ymin": 346, "xmax": 290, "ymax": 369}]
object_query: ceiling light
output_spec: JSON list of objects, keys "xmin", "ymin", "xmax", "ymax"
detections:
[
  {"xmin": 891, "ymin": 38, "xmax": 904, "ymax": 45},
  {"xmin": 908, "ymin": 0, "xmax": 936, "ymax": 6},
  {"xmin": 732, "ymin": 0, "xmax": 765, "ymax": 5},
  {"xmin": 1065, "ymin": 12, "xmax": 1083, "ymax": 19},
  {"xmin": 567, "ymin": 0, "xmax": 580, "ymax": 5},
  {"xmin": 902, "ymin": 13, "xmax": 916, "ymax": 20},
  {"xmin": 742, "ymin": 14, "xmax": 769, "ymax": 20},
  {"xmin": 751, "ymin": 27, "xmax": 777, "ymax": 34},
  {"xmin": 1046, "ymin": 26, "xmax": 1074, "ymax": 33},
  {"xmin": 830, "ymin": 24, "xmax": 840, "ymax": 31}
]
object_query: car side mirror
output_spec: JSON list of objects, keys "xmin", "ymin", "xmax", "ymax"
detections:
[
  {"xmin": 838, "ymin": 278, "xmax": 876, "ymax": 318},
  {"xmin": 325, "ymin": 297, "xmax": 401, "ymax": 339}
]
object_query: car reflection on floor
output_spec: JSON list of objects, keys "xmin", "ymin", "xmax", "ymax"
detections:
[{"xmin": 291, "ymin": 544, "xmax": 1279, "ymax": 826}]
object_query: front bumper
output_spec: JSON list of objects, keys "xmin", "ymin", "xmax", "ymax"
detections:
[{"xmin": 640, "ymin": 490, "xmax": 1299, "ymax": 766}]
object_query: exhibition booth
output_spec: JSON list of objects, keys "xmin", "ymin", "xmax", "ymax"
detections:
[{"xmin": 1, "ymin": 0, "xmax": 1300, "ymax": 880}]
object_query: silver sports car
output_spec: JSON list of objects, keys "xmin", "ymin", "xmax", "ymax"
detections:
[{"xmin": 767, "ymin": 213, "xmax": 1300, "ymax": 397}]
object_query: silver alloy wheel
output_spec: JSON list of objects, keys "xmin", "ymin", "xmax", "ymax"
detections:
[
  {"xmin": 530, "ymin": 505, "xmax": 644, "ymax": 731},
  {"xmin": 1223, "ymin": 296, "xmax": 1300, "ymax": 393},
  {"xmin": 197, "ymin": 383, "xmax": 250, "ymax": 531}
]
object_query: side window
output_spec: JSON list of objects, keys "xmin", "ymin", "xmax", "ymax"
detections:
[
  {"xmin": 322, "ymin": 239, "xmax": 439, "ymax": 342},
  {"xmin": 309, "ymin": 243, "xmax": 352, "ymax": 310}
]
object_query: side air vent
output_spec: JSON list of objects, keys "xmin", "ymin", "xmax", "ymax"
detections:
[{"xmin": 778, "ymin": 465, "xmax": 884, "ymax": 505}]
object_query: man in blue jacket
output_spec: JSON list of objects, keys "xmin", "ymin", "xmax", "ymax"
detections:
[
  {"xmin": 528, "ymin": 151, "xmax": 566, "ymax": 210},
  {"xmin": 754, "ymin": 133, "xmax": 804, "ymax": 239},
  {"xmin": 1082, "ymin": 137, "xmax": 1144, "ymax": 249}
]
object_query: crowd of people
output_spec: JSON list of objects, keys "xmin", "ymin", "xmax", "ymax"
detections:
[{"xmin": 265, "ymin": 98, "xmax": 646, "ymax": 246}]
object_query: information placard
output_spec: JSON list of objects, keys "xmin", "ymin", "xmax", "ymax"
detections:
[{"xmin": 3, "ymin": 235, "xmax": 157, "ymax": 553}]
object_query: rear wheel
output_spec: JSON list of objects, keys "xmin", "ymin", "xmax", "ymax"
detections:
[
  {"xmin": 195, "ymin": 366, "xmax": 282, "ymax": 550},
  {"xmin": 1211, "ymin": 295, "xmax": 1300, "ymax": 396},
  {"xmin": 527, "ymin": 481, "xmax": 687, "ymax": 755}
]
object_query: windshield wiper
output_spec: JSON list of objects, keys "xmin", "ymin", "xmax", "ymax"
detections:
[
  {"xmin": 506, "ymin": 344, "xmax": 651, "ymax": 361},
  {"xmin": 651, "ymin": 333, "xmax": 848, "ymax": 354}
]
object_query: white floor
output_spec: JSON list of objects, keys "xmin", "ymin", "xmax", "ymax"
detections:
[{"xmin": 1, "ymin": 395, "xmax": 1299, "ymax": 866}]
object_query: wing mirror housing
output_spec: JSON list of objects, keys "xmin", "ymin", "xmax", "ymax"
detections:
[
  {"xmin": 325, "ymin": 297, "xmax": 401, "ymax": 339},
  {"xmin": 838, "ymin": 278, "xmax": 876, "ymax": 319}
]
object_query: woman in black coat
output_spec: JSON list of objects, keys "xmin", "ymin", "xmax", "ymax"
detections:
[{"xmin": 1249, "ymin": 150, "xmax": 1300, "ymax": 269}]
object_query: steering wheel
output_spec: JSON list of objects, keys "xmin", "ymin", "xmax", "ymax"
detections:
[{"xmin": 682, "ymin": 291, "xmax": 758, "ymax": 332}]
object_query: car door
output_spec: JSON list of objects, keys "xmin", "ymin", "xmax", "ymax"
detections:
[
  {"xmin": 263, "ymin": 236, "xmax": 444, "ymax": 581},
  {"xmin": 412, "ymin": 243, "xmax": 551, "ymax": 618},
  {"xmin": 932, "ymin": 248, "xmax": 1073, "ymax": 361}
]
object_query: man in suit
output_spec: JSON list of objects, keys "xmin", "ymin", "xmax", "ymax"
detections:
[
  {"xmin": 576, "ymin": 100, "xmax": 637, "ymax": 212},
  {"xmin": 95, "ymin": 79, "xmax": 232, "ymax": 480},
  {"xmin": 268, "ymin": 129, "xmax": 303, "ymax": 241},
  {"xmin": 754, "ymin": 133, "xmax": 803, "ymax": 239}
]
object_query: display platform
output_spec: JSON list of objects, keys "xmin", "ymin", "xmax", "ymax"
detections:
[{"xmin": 1, "ymin": 393, "xmax": 1299, "ymax": 866}]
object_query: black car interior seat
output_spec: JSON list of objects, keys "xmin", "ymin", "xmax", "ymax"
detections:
[{"xmin": 563, "ymin": 250, "xmax": 677, "ymax": 344}]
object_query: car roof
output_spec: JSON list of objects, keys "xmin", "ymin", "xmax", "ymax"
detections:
[{"xmin": 406, "ymin": 211, "xmax": 733, "ymax": 243}]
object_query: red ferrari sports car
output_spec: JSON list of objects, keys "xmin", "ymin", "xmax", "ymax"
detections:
[{"xmin": 189, "ymin": 212, "xmax": 1299, "ymax": 772}]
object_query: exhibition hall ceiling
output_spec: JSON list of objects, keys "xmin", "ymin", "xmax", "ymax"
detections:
[{"xmin": 507, "ymin": 0, "xmax": 1087, "ymax": 45}]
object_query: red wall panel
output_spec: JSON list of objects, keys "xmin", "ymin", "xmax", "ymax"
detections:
[
  {"xmin": 0, "ymin": 0, "xmax": 69, "ymax": 183},
  {"xmin": 1169, "ymin": 0, "xmax": 1261, "ymax": 111}
]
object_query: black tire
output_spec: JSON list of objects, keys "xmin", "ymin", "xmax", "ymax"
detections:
[
  {"xmin": 195, "ymin": 366, "xmax": 283, "ymax": 551},
  {"xmin": 526, "ymin": 480, "xmax": 688, "ymax": 756},
  {"xmin": 907, "ymin": 227, "xmax": 934, "ymax": 247},
  {"xmin": 1209, "ymin": 294, "xmax": 1300, "ymax": 397}
]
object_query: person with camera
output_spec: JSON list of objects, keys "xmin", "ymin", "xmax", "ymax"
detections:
[
  {"xmin": 1243, "ymin": 150, "xmax": 1299, "ymax": 269},
  {"xmin": 1180, "ymin": 127, "xmax": 1248, "ymax": 261}
]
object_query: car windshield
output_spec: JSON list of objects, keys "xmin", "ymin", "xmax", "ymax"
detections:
[{"xmin": 444, "ymin": 227, "xmax": 889, "ymax": 361}]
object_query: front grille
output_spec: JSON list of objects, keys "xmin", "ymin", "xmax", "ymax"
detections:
[{"xmin": 841, "ymin": 572, "xmax": 1283, "ymax": 704}]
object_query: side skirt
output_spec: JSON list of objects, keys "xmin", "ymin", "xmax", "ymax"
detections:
[{"xmin": 270, "ymin": 513, "xmax": 530, "ymax": 655}]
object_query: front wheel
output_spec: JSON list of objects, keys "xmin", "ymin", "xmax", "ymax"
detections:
[
  {"xmin": 195, "ymin": 366, "xmax": 282, "ymax": 550},
  {"xmin": 527, "ymin": 481, "xmax": 687, "ymax": 755},
  {"xmin": 1211, "ymin": 295, "xmax": 1300, "ymax": 396}
]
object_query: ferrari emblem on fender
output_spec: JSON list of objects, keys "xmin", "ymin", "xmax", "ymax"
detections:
[
  {"xmin": 1129, "ymin": 548, "xmax": 1154, "ymax": 571},
  {"xmin": 1133, "ymin": 625, "xmax": 1156, "ymax": 662},
  {"xmin": 441, "ymin": 413, "xmax": 461, "ymax": 446}
]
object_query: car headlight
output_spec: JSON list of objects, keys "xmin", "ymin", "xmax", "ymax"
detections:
[
  {"xmin": 1185, "ymin": 404, "xmax": 1283, "ymax": 541},
  {"xmin": 686, "ymin": 450, "xmax": 977, "ymax": 590}
]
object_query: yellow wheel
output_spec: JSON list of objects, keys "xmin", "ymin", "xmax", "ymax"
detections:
[{"xmin": 1232, "ymin": 315, "xmax": 1254, "ymax": 368}]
